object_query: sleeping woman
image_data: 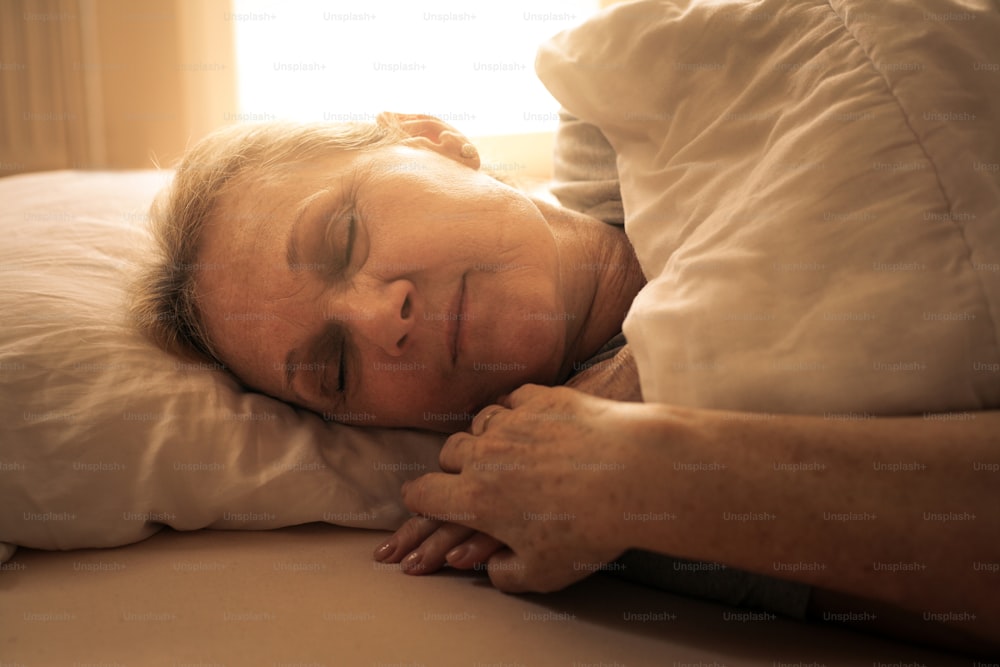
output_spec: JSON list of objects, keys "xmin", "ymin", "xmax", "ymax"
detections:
[
  {"xmin": 131, "ymin": 0, "xmax": 999, "ymax": 654},
  {"xmin": 135, "ymin": 114, "xmax": 644, "ymax": 435}
]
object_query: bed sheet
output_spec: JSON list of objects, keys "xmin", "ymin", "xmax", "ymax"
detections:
[{"xmin": 0, "ymin": 524, "xmax": 973, "ymax": 666}]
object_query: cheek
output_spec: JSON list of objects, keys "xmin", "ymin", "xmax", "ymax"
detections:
[
  {"xmin": 462, "ymin": 278, "xmax": 566, "ymax": 390},
  {"xmin": 352, "ymin": 367, "xmax": 456, "ymax": 425},
  {"xmin": 488, "ymin": 314, "xmax": 565, "ymax": 378},
  {"xmin": 479, "ymin": 265, "xmax": 565, "ymax": 331}
]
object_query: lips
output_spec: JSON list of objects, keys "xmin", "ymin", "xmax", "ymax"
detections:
[{"xmin": 448, "ymin": 273, "xmax": 467, "ymax": 367}]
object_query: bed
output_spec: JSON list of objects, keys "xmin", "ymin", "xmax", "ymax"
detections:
[
  {"xmin": 3, "ymin": 0, "xmax": 998, "ymax": 661},
  {"xmin": 0, "ymin": 163, "xmax": 979, "ymax": 667},
  {"xmin": 0, "ymin": 525, "xmax": 976, "ymax": 665}
]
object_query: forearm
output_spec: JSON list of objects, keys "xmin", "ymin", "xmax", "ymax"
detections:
[{"xmin": 615, "ymin": 404, "xmax": 1000, "ymax": 642}]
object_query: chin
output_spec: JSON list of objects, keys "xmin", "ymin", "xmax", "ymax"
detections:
[{"xmin": 417, "ymin": 410, "xmax": 474, "ymax": 434}]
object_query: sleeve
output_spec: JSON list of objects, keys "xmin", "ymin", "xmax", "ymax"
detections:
[
  {"xmin": 612, "ymin": 549, "xmax": 813, "ymax": 620},
  {"xmin": 548, "ymin": 111, "xmax": 624, "ymax": 227}
]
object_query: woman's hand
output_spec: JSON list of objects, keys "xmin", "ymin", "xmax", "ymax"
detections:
[
  {"xmin": 383, "ymin": 380, "xmax": 1000, "ymax": 652},
  {"xmin": 375, "ymin": 346, "xmax": 642, "ymax": 579},
  {"xmin": 401, "ymin": 384, "xmax": 645, "ymax": 592},
  {"xmin": 373, "ymin": 515, "xmax": 504, "ymax": 574},
  {"xmin": 374, "ymin": 345, "xmax": 642, "ymax": 574}
]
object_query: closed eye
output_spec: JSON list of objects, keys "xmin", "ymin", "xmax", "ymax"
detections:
[
  {"xmin": 344, "ymin": 210, "xmax": 357, "ymax": 269},
  {"xmin": 307, "ymin": 324, "xmax": 343, "ymax": 398},
  {"xmin": 337, "ymin": 336, "xmax": 348, "ymax": 392},
  {"xmin": 322, "ymin": 207, "xmax": 357, "ymax": 280}
]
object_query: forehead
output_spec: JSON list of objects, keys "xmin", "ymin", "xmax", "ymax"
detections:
[
  {"xmin": 200, "ymin": 141, "xmax": 444, "ymax": 263},
  {"xmin": 194, "ymin": 187, "xmax": 291, "ymax": 360},
  {"xmin": 218, "ymin": 160, "xmax": 335, "ymax": 223},
  {"xmin": 201, "ymin": 153, "xmax": 347, "ymax": 257}
]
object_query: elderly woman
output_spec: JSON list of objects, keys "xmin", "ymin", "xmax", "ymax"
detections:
[
  {"xmin": 133, "ymin": 0, "xmax": 999, "ymax": 654},
  {"xmin": 140, "ymin": 114, "xmax": 644, "ymax": 433}
]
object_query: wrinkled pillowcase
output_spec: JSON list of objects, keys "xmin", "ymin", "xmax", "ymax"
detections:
[
  {"xmin": 537, "ymin": 0, "xmax": 1000, "ymax": 414},
  {"xmin": 0, "ymin": 170, "xmax": 444, "ymax": 560}
]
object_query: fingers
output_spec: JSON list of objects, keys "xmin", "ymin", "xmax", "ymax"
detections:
[
  {"xmin": 438, "ymin": 402, "xmax": 509, "ymax": 472},
  {"xmin": 484, "ymin": 549, "xmax": 528, "ymax": 592},
  {"xmin": 373, "ymin": 517, "xmax": 480, "ymax": 576},
  {"xmin": 445, "ymin": 531, "xmax": 505, "ymax": 570},
  {"xmin": 439, "ymin": 405, "xmax": 504, "ymax": 472},
  {"xmin": 398, "ymin": 522, "xmax": 478, "ymax": 576},
  {"xmin": 402, "ymin": 473, "xmax": 479, "ymax": 531},
  {"xmin": 485, "ymin": 552, "xmax": 587, "ymax": 594},
  {"xmin": 439, "ymin": 432, "xmax": 473, "ymax": 473},
  {"xmin": 440, "ymin": 400, "xmax": 505, "ymax": 473},
  {"xmin": 499, "ymin": 383, "xmax": 549, "ymax": 409},
  {"xmin": 469, "ymin": 404, "xmax": 507, "ymax": 436},
  {"xmin": 373, "ymin": 515, "xmax": 443, "ymax": 563}
]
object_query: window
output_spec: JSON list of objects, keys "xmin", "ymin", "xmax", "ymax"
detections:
[{"xmin": 231, "ymin": 0, "xmax": 598, "ymax": 138}]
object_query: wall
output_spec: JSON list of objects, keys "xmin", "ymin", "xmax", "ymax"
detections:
[{"xmin": 0, "ymin": 0, "xmax": 236, "ymax": 174}]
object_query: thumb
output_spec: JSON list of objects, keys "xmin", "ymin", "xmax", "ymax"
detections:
[
  {"xmin": 499, "ymin": 383, "xmax": 549, "ymax": 410},
  {"xmin": 486, "ymin": 549, "xmax": 529, "ymax": 592},
  {"xmin": 401, "ymin": 472, "xmax": 470, "ymax": 526}
]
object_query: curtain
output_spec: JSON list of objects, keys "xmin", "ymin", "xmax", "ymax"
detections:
[{"xmin": 0, "ymin": 0, "xmax": 236, "ymax": 174}]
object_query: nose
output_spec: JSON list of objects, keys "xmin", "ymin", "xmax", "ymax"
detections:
[{"xmin": 324, "ymin": 279, "xmax": 416, "ymax": 357}]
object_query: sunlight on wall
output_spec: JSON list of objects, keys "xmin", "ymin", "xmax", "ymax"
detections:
[{"xmin": 231, "ymin": 0, "xmax": 597, "ymax": 137}]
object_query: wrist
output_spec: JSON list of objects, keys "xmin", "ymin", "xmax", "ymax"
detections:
[{"xmin": 610, "ymin": 401, "xmax": 708, "ymax": 555}]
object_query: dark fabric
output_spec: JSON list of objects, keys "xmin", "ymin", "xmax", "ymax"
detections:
[{"xmin": 609, "ymin": 550, "xmax": 812, "ymax": 620}]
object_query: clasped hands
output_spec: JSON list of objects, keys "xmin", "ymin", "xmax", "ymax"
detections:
[{"xmin": 373, "ymin": 346, "xmax": 644, "ymax": 592}]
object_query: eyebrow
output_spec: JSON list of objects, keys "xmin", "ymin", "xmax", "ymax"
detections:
[{"xmin": 285, "ymin": 189, "xmax": 331, "ymax": 271}]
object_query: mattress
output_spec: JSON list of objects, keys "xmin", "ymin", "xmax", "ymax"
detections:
[{"xmin": 0, "ymin": 524, "xmax": 974, "ymax": 666}]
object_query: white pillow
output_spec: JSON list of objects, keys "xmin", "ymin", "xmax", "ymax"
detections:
[
  {"xmin": 0, "ymin": 170, "xmax": 443, "ymax": 558},
  {"xmin": 537, "ymin": 0, "xmax": 1000, "ymax": 414}
]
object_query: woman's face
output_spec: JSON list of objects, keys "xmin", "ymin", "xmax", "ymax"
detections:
[{"xmin": 195, "ymin": 123, "xmax": 584, "ymax": 431}]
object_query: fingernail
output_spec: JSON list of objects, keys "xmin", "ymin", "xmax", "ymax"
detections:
[
  {"xmin": 401, "ymin": 481, "xmax": 411, "ymax": 495},
  {"xmin": 401, "ymin": 551, "xmax": 423, "ymax": 572},
  {"xmin": 446, "ymin": 545, "xmax": 470, "ymax": 565},
  {"xmin": 373, "ymin": 540, "xmax": 395, "ymax": 562}
]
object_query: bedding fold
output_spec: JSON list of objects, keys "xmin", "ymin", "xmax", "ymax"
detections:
[{"xmin": 536, "ymin": 0, "xmax": 1000, "ymax": 415}]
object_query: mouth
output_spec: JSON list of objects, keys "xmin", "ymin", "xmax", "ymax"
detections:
[{"xmin": 448, "ymin": 273, "xmax": 467, "ymax": 367}]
